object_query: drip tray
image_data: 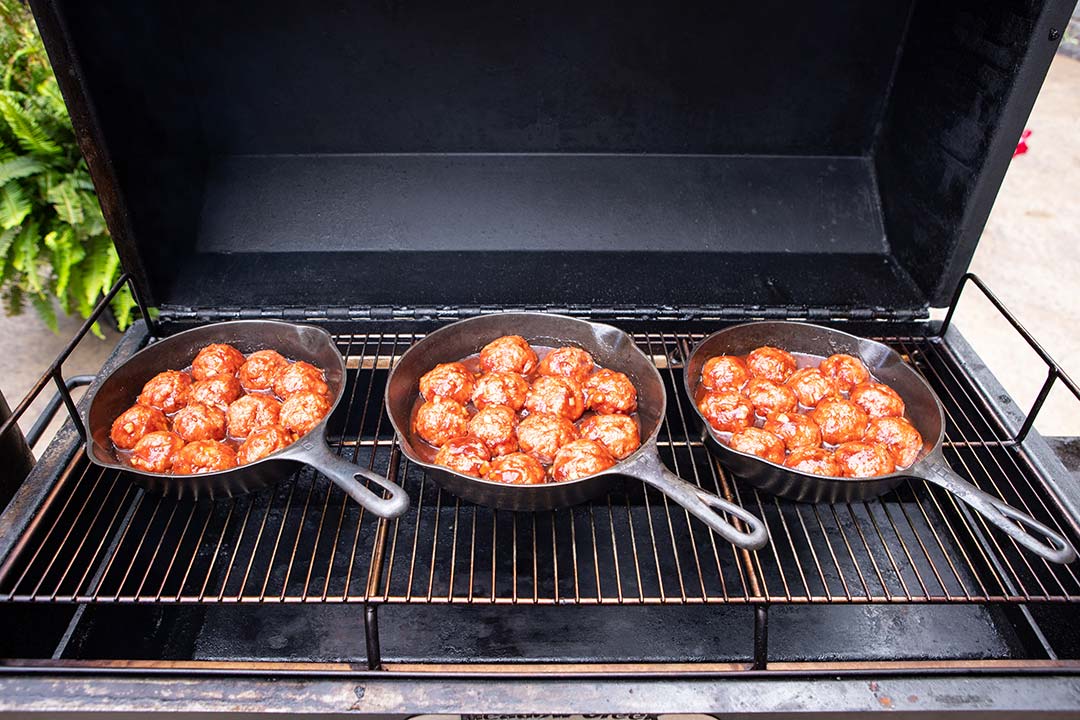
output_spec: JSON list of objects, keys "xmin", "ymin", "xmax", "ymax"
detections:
[{"xmin": 55, "ymin": 604, "xmax": 1027, "ymax": 665}]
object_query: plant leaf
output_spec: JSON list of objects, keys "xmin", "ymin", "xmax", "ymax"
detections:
[
  {"xmin": 44, "ymin": 226, "xmax": 82, "ymax": 297},
  {"xmin": 30, "ymin": 291, "xmax": 57, "ymax": 332},
  {"xmin": 0, "ymin": 155, "xmax": 42, "ymax": 186},
  {"xmin": 0, "ymin": 90, "xmax": 62, "ymax": 155},
  {"xmin": 0, "ymin": 180, "xmax": 30, "ymax": 229},
  {"xmin": 11, "ymin": 219, "xmax": 40, "ymax": 292},
  {"xmin": 46, "ymin": 177, "xmax": 83, "ymax": 224},
  {"xmin": 0, "ymin": 225, "xmax": 16, "ymax": 280},
  {"xmin": 110, "ymin": 282, "xmax": 136, "ymax": 331}
]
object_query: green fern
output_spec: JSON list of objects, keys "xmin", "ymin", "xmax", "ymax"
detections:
[{"xmin": 0, "ymin": 3, "xmax": 137, "ymax": 334}]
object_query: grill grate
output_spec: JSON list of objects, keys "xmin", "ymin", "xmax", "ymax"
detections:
[{"xmin": 2, "ymin": 331, "xmax": 1079, "ymax": 604}]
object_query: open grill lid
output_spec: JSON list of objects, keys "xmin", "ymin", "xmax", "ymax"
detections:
[{"xmin": 31, "ymin": 0, "xmax": 1073, "ymax": 320}]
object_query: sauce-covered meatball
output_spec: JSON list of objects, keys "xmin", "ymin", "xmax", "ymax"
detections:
[
  {"xmin": 745, "ymin": 377, "xmax": 798, "ymax": 416},
  {"xmin": 785, "ymin": 447, "xmax": 842, "ymax": 477},
  {"xmin": 728, "ymin": 427, "xmax": 785, "ymax": 464},
  {"xmin": 811, "ymin": 398, "xmax": 869, "ymax": 445},
  {"xmin": 763, "ymin": 411, "xmax": 822, "ymax": 451},
  {"xmin": 580, "ymin": 414, "xmax": 641, "ymax": 460},
  {"xmin": 582, "ymin": 369, "xmax": 637, "ymax": 415},
  {"xmin": 413, "ymin": 398, "xmax": 470, "ymax": 447},
  {"xmin": 171, "ymin": 402, "xmax": 227, "ymax": 442},
  {"xmin": 129, "ymin": 431, "xmax": 185, "ymax": 473},
  {"xmin": 701, "ymin": 355, "xmax": 750, "ymax": 392},
  {"xmin": 273, "ymin": 361, "xmax": 330, "ymax": 400},
  {"xmin": 468, "ymin": 405, "xmax": 518, "ymax": 456},
  {"xmin": 173, "ymin": 440, "xmax": 238, "ymax": 474},
  {"xmin": 538, "ymin": 346, "xmax": 595, "ymax": 384},
  {"xmin": 746, "ymin": 346, "xmax": 797, "ymax": 383},
  {"xmin": 419, "ymin": 362, "xmax": 475, "ymax": 405},
  {"xmin": 137, "ymin": 370, "xmax": 192, "ymax": 414},
  {"xmin": 834, "ymin": 441, "xmax": 896, "ymax": 478},
  {"xmin": 820, "ymin": 354, "xmax": 870, "ymax": 393},
  {"xmin": 238, "ymin": 349, "xmax": 289, "ymax": 392},
  {"xmin": 237, "ymin": 425, "xmax": 294, "ymax": 465},
  {"xmin": 110, "ymin": 404, "xmax": 168, "ymax": 450},
  {"xmin": 191, "ymin": 343, "xmax": 245, "ymax": 381},
  {"xmin": 697, "ymin": 390, "xmax": 755, "ymax": 433},
  {"xmin": 551, "ymin": 439, "xmax": 616, "ymax": 482},
  {"xmin": 190, "ymin": 374, "xmax": 242, "ymax": 412},
  {"xmin": 471, "ymin": 372, "xmax": 530, "ymax": 412},
  {"xmin": 786, "ymin": 367, "xmax": 837, "ymax": 408},
  {"xmin": 487, "ymin": 452, "xmax": 547, "ymax": 485},
  {"xmin": 517, "ymin": 412, "xmax": 579, "ymax": 464},
  {"xmin": 850, "ymin": 382, "xmax": 905, "ymax": 419},
  {"xmin": 226, "ymin": 394, "xmax": 282, "ymax": 438},
  {"xmin": 479, "ymin": 335, "xmax": 539, "ymax": 375},
  {"xmin": 434, "ymin": 436, "xmax": 491, "ymax": 478},
  {"xmin": 525, "ymin": 375, "xmax": 585, "ymax": 421},
  {"xmin": 865, "ymin": 416, "xmax": 923, "ymax": 468},
  {"xmin": 280, "ymin": 391, "xmax": 332, "ymax": 437}
]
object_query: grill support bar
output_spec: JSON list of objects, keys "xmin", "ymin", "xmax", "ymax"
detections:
[{"xmin": 752, "ymin": 604, "xmax": 769, "ymax": 670}]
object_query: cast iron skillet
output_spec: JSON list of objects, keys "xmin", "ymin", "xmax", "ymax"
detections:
[
  {"xmin": 684, "ymin": 321, "xmax": 1076, "ymax": 564},
  {"xmin": 385, "ymin": 313, "xmax": 768, "ymax": 551},
  {"xmin": 84, "ymin": 320, "xmax": 409, "ymax": 518}
]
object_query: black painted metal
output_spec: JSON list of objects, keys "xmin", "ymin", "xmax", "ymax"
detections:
[
  {"xmin": 0, "ymin": 392, "xmax": 35, "ymax": 509},
  {"xmin": 752, "ymin": 605, "xmax": 769, "ymax": 670},
  {"xmin": 25, "ymin": 377, "xmax": 93, "ymax": 448}
]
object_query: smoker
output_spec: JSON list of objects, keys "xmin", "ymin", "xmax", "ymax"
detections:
[{"xmin": 2, "ymin": 0, "xmax": 1080, "ymax": 715}]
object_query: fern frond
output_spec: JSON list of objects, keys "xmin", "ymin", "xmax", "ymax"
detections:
[
  {"xmin": 47, "ymin": 177, "xmax": 83, "ymax": 224},
  {"xmin": 0, "ymin": 225, "xmax": 16, "ymax": 280},
  {"xmin": 30, "ymin": 291, "xmax": 57, "ymax": 332},
  {"xmin": 10, "ymin": 219, "xmax": 40, "ymax": 292},
  {"xmin": 0, "ymin": 155, "xmax": 44, "ymax": 185},
  {"xmin": 0, "ymin": 180, "xmax": 30, "ymax": 229},
  {"xmin": 0, "ymin": 91, "xmax": 61, "ymax": 155}
]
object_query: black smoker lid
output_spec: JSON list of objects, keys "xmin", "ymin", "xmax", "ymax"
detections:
[{"xmin": 31, "ymin": 0, "xmax": 1072, "ymax": 318}]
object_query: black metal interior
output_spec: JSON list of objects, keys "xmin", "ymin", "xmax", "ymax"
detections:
[{"xmin": 32, "ymin": 0, "xmax": 1074, "ymax": 315}]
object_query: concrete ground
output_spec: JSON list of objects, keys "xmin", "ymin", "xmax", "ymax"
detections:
[{"xmin": 0, "ymin": 54, "xmax": 1078, "ymax": 453}]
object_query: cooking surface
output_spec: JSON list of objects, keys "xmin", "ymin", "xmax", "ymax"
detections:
[{"xmin": 1, "ymin": 329, "xmax": 1077, "ymax": 605}]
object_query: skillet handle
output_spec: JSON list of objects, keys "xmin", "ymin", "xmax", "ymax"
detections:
[
  {"xmin": 289, "ymin": 439, "xmax": 410, "ymax": 519},
  {"xmin": 620, "ymin": 450, "xmax": 768, "ymax": 551},
  {"xmin": 921, "ymin": 457, "xmax": 1075, "ymax": 564}
]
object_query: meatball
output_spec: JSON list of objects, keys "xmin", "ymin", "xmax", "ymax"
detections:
[
  {"xmin": 834, "ymin": 441, "xmax": 896, "ymax": 478},
  {"xmin": 128, "ymin": 431, "xmax": 185, "ymax": 474},
  {"xmin": 582, "ymin": 369, "xmax": 637, "ymax": 415},
  {"xmin": 191, "ymin": 343, "xmax": 245, "ymax": 382},
  {"xmin": 173, "ymin": 440, "xmax": 238, "ymax": 474},
  {"xmin": 487, "ymin": 452, "xmax": 547, "ymax": 485},
  {"xmin": 110, "ymin": 404, "xmax": 168, "ymax": 450},
  {"xmin": 763, "ymin": 411, "xmax": 822, "ymax": 451},
  {"xmin": 190, "ymin": 374, "xmax": 242, "ymax": 412},
  {"xmin": 785, "ymin": 447, "xmax": 842, "ymax": 477},
  {"xmin": 525, "ymin": 375, "xmax": 585, "ymax": 421},
  {"xmin": 866, "ymin": 416, "xmax": 923, "ymax": 468},
  {"xmin": 172, "ymin": 402, "xmax": 227, "ymax": 442},
  {"xmin": 237, "ymin": 425, "xmax": 294, "ymax": 465},
  {"xmin": 137, "ymin": 370, "xmax": 192, "ymax": 414},
  {"xmin": 551, "ymin": 439, "xmax": 616, "ymax": 482},
  {"xmin": 811, "ymin": 398, "xmax": 869, "ymax": 445},
  {"xmin": 786, "ymin": 367, "xmax": 837, "ymax": 407},
  {"xmin": 226, "ymin": 394, "xmax": 282, "ymax": 438},
  {"xmin": 728, "ymin": 427, "xmax": 785, "ymax": 464},
  {"xmin": 579, "ymin": 413, "xmax": 641, "ymax": 460},
  {"xmin": 468, "ymin": 405, "xmax": 519, "ymax": 456},
  {"xmin": 434, "ymin": 436, "xmax": 491, "ymax": 478},
  {"xmin": 471, "ymin": 372, "xmax": 530, "ymax": 412},
  {"xmin": 820, "ymin": 353, "xmax": 870, "ymax": 393},
  {"xmin": 479, "ymin": 335, "xmax": 539, "ymax": 375},
  {"xmin": 413, "ymin": 398, "xmax": 470, "ymax": 447},
  {"xmin": 273, "ymin": 361, "xmax": 330, "ymax": 400},
  {"xmin": 280, "ymin": 391, "xmax": 332, "ymax": 437},
  {"xmin": 697, "ymin": 390, "xmax": 755, "ymax": 434},
  {"xmin": 537, "ymin": 346, "xmax": 595, "ymax": 384},
  {"xmin": 746, "ymin": 346, "xmax": 797, "ymax": 383},
  {"xmin": 850, "ymin": 382, "xmax": 905, "ymax": 419},
  {"xmin": 419, "ymin": 362, "xmax": 475, "ymax": 405},
  {"xmin": 238, "ymin": 349, "xmax": 289, "ymax": 392},
  {"xmin": 517, "ymin": 412, "xmax": 579, "ymax": 464},
  {"xmin": 701, "ymin": 355, "xmax": 750, "ymax": 392},
  {"xmin": 745, "ymin": 377, "xmax": 798, "ymax": 416}
]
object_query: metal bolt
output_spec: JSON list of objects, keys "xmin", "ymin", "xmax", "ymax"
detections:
[{"xmin": 1049, "ymin": 28, "xmax": 1061, "ymax": 41}]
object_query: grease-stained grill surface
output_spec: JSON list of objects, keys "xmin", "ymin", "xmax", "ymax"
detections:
[{"xmin": 1, "ymin": 330, "xmax": 1079, "ymax": 604}]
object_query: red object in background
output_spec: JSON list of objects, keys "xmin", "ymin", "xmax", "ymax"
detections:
[{"xmin": 1014, "ymin": 129, "xmax": 1032, "ymax": 157}]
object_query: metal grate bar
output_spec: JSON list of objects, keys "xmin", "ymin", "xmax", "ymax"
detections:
[{"xmin": 2, "ymin": 332, "xmax": 1079, "ymax": 605}]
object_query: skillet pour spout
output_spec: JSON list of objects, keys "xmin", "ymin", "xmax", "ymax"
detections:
[
  {"xmin": 685, "ymin": 321, "xmax": 1076, "ymax": 565},
  {"xmin": 384, "ymin": 312, "xmax": 769, "ymax": 552}
]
